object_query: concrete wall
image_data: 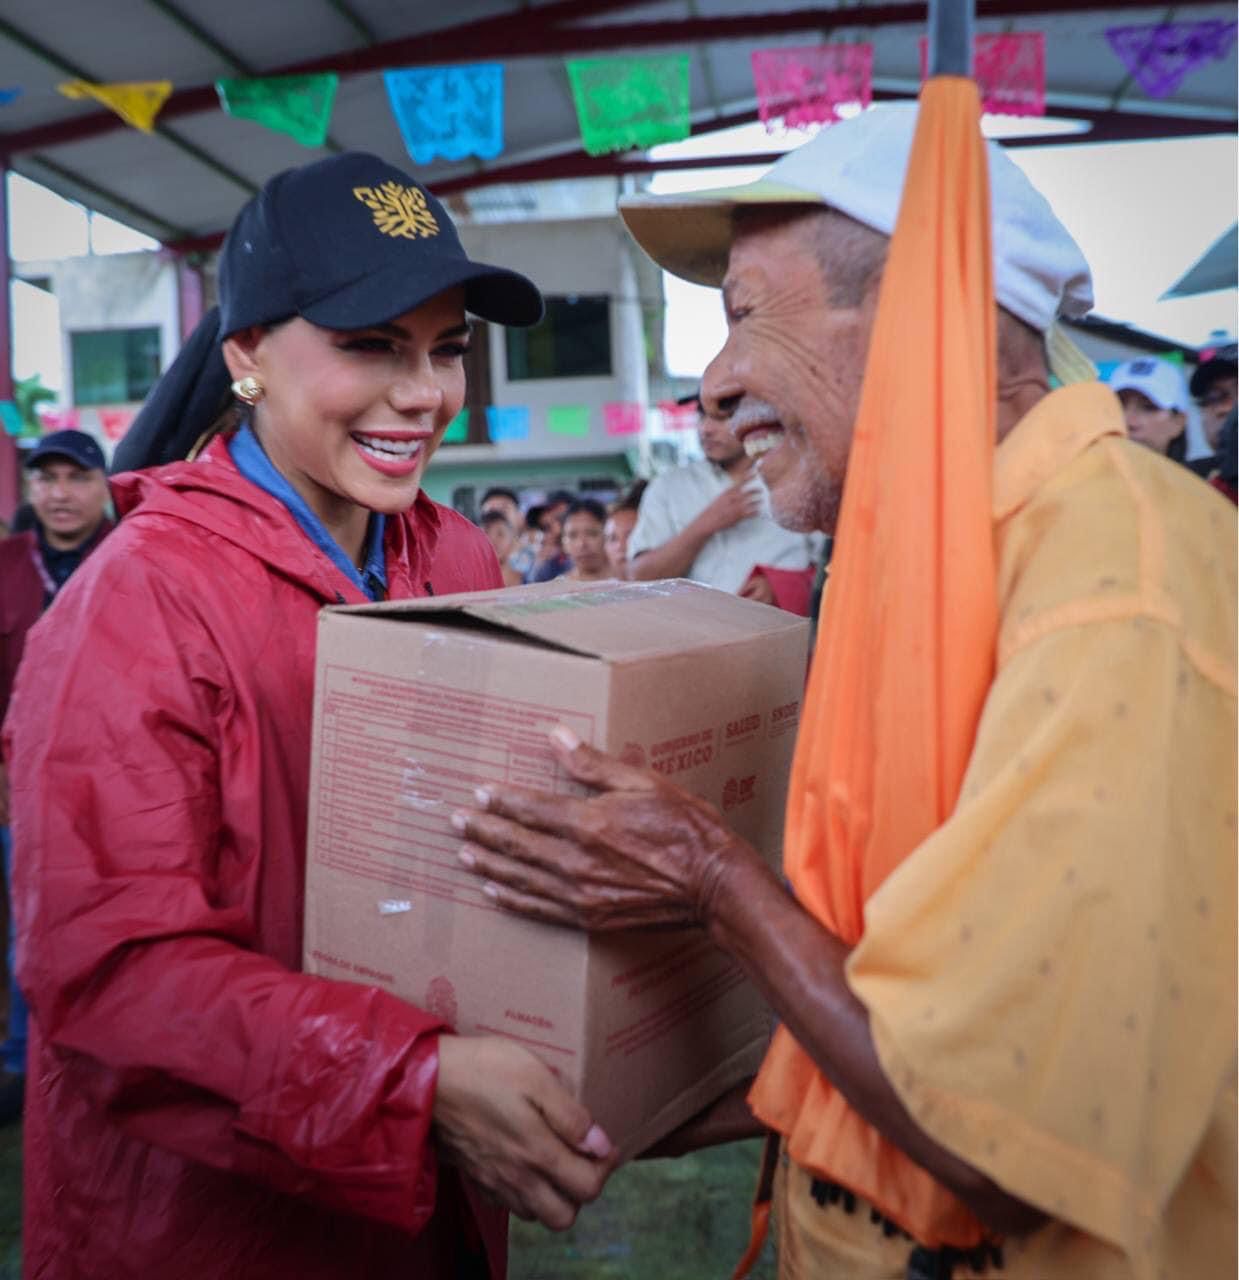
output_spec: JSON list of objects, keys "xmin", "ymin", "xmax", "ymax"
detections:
[
  {"xmin": 448, "ymin": 216, "xmax": 650, "ymax": 463},
  {"xmin": 15, "ymin": 251, "xmax": 180, "ymax": 464}
]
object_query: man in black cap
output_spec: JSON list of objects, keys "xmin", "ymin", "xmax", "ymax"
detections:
[
  {"xmin": 1190, "ymin": 341, "xmax": 1238, "ymax": 468},
  {"xmin": 0, "ymin": 428, "xmax": 112, "ymax": 1122}
]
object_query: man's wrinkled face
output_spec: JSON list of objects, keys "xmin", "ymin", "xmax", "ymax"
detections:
[{"xmin": 700, "ymin": 212, "xmax": 878, "ymax": 534}]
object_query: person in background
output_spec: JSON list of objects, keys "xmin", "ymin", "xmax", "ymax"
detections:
[
  {"xmin": 479, "ymin": 509, "xmax": 524, "ymax": 587},
  {"xmin": 0, "ymin": 428, "xmax": 113, "ymax": 1127},
  {"xmin": 4, "ymin": 152, "xmax": 613, "ymax": 1280},
  {"xmin": 1209, "ymin": 409, "xmax": 1237, "ymax": 504},
  {"xmin": 479, "ymin": 485, "xmax": 533, "ymax": 580},
  {"xmin": 604, "ymin": 483, "xmax": 645, "ymax": 580},
  {"xmin": 524, "ymin": 490, "xmax": 574, "ymax": 583},
  {"xmin": 1106, "ymin": 357, "xmax": 1189, "ymax": 461},
  {"xmin": 627, "ymin": 398, "xmax": 815, "ymax": 594},
  {"xmin": 561, "ymin": 499, "xmax": 613, "ymax": 583},
  {"xmin": 1191, "ymin": 344, "xmax": 1238, "ymax": 455},
  {"xmin": 478, "ymin": 485, "xmax": 522, "ymax": 532}
]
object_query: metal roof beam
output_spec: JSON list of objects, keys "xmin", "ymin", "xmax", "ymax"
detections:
[
  {"xmin": 140, "ymin": 0, "xmax": 254, "ymax": 74},
  {"xmin": 3, "ymin": 0, "xmax": 1229, "ymax": 159},
  {"xmin": 162, "ymin": 92, "xmax": 1233, "ymax": 255},
  {"xmin": 0, "ymin": 0, "xmax": 644, "ymax": 156},
  {"xmin": 321, "ymin": 0, "xmax": 378, "ymax": 46},
  {"xmin": 0, "ymin": 13, "xmax": 258, "ymax": 196}
]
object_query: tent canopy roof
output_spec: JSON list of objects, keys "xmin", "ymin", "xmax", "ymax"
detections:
[{"xmin": 0, "ymin": 0, "xmax": 1234, "ymax": 247}]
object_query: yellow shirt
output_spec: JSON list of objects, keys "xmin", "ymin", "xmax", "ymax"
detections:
[{"xmin": 846, "ymin": 382, "xmax": 1237, "ymax": 1278}]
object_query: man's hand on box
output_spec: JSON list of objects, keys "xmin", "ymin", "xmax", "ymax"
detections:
[
  {"xmin": 452, "ymin": 725, "xmax": 763, "ymax": 931},
  {"xmin": 434, "ymin": 1034, "xmax": 616, "ymax": 1230}
]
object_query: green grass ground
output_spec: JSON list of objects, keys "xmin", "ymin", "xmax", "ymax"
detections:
[
  {"xmin": 0, "ymin": 1125, "xmax": 773, "ymax": 1279},
  {"xmin": 510, "ymin": 1140, "xmax": 774, "ymax": 1278},
  {"xmin": 0, "ymin": 1123, "xmax": 18, "ymax": 1280}
]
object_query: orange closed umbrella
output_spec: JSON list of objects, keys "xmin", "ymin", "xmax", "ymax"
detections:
[{"xmin": 746, "ymin": 74, "xmax": 1000, "ymax": 1250}]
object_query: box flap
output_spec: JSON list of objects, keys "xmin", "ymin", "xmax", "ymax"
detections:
[{"xmin": 325, "ymin": 578, "xmax": 807, "ymax": 661}]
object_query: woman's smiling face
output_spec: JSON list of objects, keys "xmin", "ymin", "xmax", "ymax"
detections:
[{"xmin": 223, "ymin": 288, "xmax": 469, "ymax": 543}]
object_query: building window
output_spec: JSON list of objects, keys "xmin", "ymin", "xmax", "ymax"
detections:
[
  {"xmin": 70, "ymin": 327, "xmax": 162, "ymax": 405},
  {"xmin": 505, "ymin": 295, "xmax": 611, "ymax": 381}
]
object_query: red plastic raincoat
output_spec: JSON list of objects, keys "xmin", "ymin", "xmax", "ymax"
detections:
[{"xmin": 4, "ymin": 437, "xmax": 507, "ymax": 1279}]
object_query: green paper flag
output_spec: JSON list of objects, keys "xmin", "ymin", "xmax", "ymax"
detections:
[
  {"xmin": 217, "ymin": 74, "xmax": 338, "ymax": 147},
  {"xmin": 565, "ymin": 54, "xmax": 690, "ymax": 156},
  {"xmin": 547, "ymin": 404, "xmax": 591, "ymax": 438},
  {"xmin": 443, "ymin": 408, "xmax": 469, "ymax": 443}
]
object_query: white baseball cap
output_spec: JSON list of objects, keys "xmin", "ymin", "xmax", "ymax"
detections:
[
  {"xmin": 619, "ymin": 103, "xmax": 1095, "ymax": 376},
  {"xmin": 1107, "ymin": 357, "xmax": 1189, "ymax": 412}
]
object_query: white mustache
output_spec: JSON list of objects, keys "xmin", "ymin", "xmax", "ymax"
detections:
[{"xmin": 727, "ymin": 399, "xmax": 782, "ymax": 433}]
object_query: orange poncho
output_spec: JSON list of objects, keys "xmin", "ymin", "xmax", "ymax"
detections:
[{"xmin": 748, "ymin": 77, "xmax": 998, "ymax": 1248}]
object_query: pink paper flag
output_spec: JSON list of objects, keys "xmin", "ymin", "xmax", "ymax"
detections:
[
  {"xmin": 98, "ymin": 408, "xmax": 135, "ymax": 441},
  {"xmin": 751, "ymin": 44, "xmax": 873, "ymax": 132},
  {"xmin": 39, "ymin": 408, "xmax": 80, "ymax": 432},
  {"xmin": 657, "ymin": 400, "xmax": 699, "ymax": 431},
  {"xmin": 918, "ymin": 32, "xmax": 1046, "ymax": 117},
  {"xmin": 603, "ymin": 401, "xmax": 643, "ymax": 437}
]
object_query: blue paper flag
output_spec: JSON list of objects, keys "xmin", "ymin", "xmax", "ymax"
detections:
[
  {"xmin": 486, "ymin": 405, "xmax": 530, "ymax": 443},
  {"xmin": 0, "ymin": 88, "xmax": 22, "ymax": 106},
  {"xmin": 384, "ymin": 64, "xmax": 504, "ymax": 166}
]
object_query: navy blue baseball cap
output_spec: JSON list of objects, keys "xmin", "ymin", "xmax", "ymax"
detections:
[
  {"xmin": 26, "ymin": 429, "xmax": 106, "ymax": 472},
  {"xmin": 217, "ymin": 151, "xmax": 543, "ymax": 336}
]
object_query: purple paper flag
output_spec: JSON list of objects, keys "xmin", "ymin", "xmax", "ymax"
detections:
[{"xmin": 1105, "ymin": 20, "xmax": 1238, "ymax": 99}]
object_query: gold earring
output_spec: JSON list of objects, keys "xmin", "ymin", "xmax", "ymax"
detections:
[{"xmin": 231, "ymin": 376, "xmax": 264, "ymax": 406}]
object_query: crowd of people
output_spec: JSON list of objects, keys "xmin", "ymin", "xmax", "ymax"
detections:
[
  {"xmin": 470, "ymin": 399, "xmax": 829, "ymax": 615},
  {"xmin": 0, "ymin": 96, "xmax": 1233, "ymax": 1280},
  {"xmin": 466, "ymin": 344, "xmax": 1237, "ymax": 618}
]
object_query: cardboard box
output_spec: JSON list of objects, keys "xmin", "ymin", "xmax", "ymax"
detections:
[{"xmin": 303, "ymin": 579, "xmax": 809, "ymax": 1156}]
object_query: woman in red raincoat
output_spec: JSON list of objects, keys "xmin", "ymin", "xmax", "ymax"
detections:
[{"xmin": 3, "ymin": 153, "xmax": 614, "ymax": 1280}]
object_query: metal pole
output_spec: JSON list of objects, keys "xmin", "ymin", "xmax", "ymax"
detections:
[
  {"xmin": 0, "ymin": 164, "xmax": 19, "ymax": 524},
  {"xmin": 928, "ymin": 0, "xmax": 974, "ymax": 77}
]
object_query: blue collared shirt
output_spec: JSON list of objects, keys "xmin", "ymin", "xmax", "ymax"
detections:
[{"xmin": 229, "ymin": 425, "xmax": 387, "ymax": 601}]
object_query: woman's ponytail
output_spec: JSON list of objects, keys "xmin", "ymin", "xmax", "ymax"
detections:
[{"xmin": 110, "ymin": 307, "xmax": 233, "ymax": 474}]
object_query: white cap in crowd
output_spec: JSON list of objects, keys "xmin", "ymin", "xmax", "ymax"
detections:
[{"xmin": 1107, "ymin": 357, "xmax": 1189, "ymax": 412}]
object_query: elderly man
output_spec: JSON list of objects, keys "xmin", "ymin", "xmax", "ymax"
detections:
[{"xmin": 455, "ymin": 103, "xmax": 1236, "ymax": 1279}]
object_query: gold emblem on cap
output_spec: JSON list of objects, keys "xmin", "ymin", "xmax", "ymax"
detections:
[{"xmin": 352, "ymin": 181, "xmax": 439, "ymax": 239}]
